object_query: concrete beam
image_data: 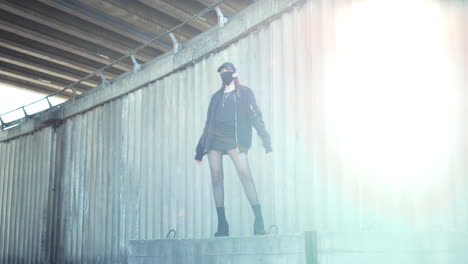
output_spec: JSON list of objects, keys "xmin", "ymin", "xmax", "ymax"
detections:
[
  {"xmin": 158, "ymin": 0, "xmax": 218, "ymax": 25},
  {"xmin": 138, "ymin": 0, "xmax": 212, "ymax": 31},
  {"xmin": 0, "ymin": 75, "xmax": 74, "ymax": 99},
  {"xmin": 0, "ymin": 37, "xmax": 118, "ymax": 80},
  {"xmin": 103, "ymin": 0, "xmax": 204, "ymax": 34},
  {"xmin": 0, "ymin": 0, "xmax": 305, "ymax": 141},
  {"xmin": 195, "ymin": 0, "xmax": 248, "ymax": 17},
  {"xmin": 0, "ymin": 0, "xmax": 161, "ymax": 62},
  {"xmin": 0, "ymin": 18, "xmax": 133, "ymax": 72},
  {"xmin": 0, "ymin": 48, "xmax": 99, "ymax": 88},
  {"xmin": 38, "ymin": 0, "xmax": 172, "ymax": 53},
  {"xmin": 75, "ymin": 0, "xmax": 195, "ymax": 43},
  {"xmin": 0, "ymin": 62, "xmax": 89, "ymax": 92}
]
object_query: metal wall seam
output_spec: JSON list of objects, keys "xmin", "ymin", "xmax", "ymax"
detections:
[
  {"xmin": 14, "ymin": 135, "xmax": 26, "ymax": 262},
  {"xmin": 108, "ymin": 101, "xmax": 117, "ymax": 260},
  {"xmin": 0, "ymin": 138, "xmax": 10, "ymax": 260},
  {"xmin": 78, "ymin": 114, "xmax": 87, "ymax": 263},
  {"xmin": 70, "ymin": 116, "xmax": 79, "ymax": 262},
  {"xmin": 80, "ymin": 111, "xmax": 88, "ymax": 262},
  {"xmin": 28, "ymin": 132, "xmax": 36, "ymax": 262},
  {"xmin": 23, "ymin": 131, "xmax": 33, "ymax": 262},
  {"xmin": 146, "ymin": 85, "xmax": 156, "ymax": 240},
  {"xmin": 45, "ymin": 127, "xmax": 56, "ymax": 263},
  {"xmin": 88, "ymin": 108, "xmax": 99, "ymax": 262},
  {"xmin": 5, "ymin": 138, "xmax": 16, "ymax": 262},
  {"xmin": 148, "ymin": 82, "xmax": 158, "ymax": 240},
  {"xmin": 113, "ymin": 99, "xmax": 123, "ymax": 261},
  {"xmin": 119, "ymin": 93, "xmax": 129, "ymax": 256},
  {"xmin": 0, "ymin": 139, "xmax": 5, "ymax": 259},
  {"xmin": 40, "ymin": 129, "xmax": 52, "ymax": 262},
  {"xmin": 0, "ymin": 140, "xmax": 4, "ymax": 260},
  {"xmin": 7, "ymin": 140, "xmax": 16, "ymax": 261},
  {"xmin": 63, "ymin": 118, "xmax": 73, "ymax": 261},
  {"xmin": 139, "ymin": 86, "xmax": 150, "ymax": 241}
]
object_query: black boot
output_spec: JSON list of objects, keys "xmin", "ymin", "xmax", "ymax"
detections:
[
  {"xmin": 252, "ymin": 204, "xmax": 266, "ymax": 235},
  {"xmin": 214, "ymin": 207, "xmax": 229, "ymax": 237}
]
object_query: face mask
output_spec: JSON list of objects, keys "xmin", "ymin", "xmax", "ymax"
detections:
[{"xmin": 220, "ymin": 72, "xmax": 234, "ymax": 85}]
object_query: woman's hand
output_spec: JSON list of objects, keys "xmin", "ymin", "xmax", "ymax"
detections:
[
  {"xmin": 266, "ymin": 151, "xmax": 273, "ymax": 157},
  {"xmin": 195, "ymin": 159, "xmax": 202, "ymax": 164}
]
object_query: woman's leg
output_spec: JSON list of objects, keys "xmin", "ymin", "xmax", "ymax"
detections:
[
  {"xmin": 207, "ymin": 150, "xmax": 225, "ymax": 207},
  {"xmin": 226, "ymin": 150, "xmax": 259, "ymax": 205},
  {"xmin": 207, "ymin": 150, "xmax": 229, "ymax": 236},
  {"xmin": 227, "ymin": 150, "xmax": 266, "ymax": 235}
]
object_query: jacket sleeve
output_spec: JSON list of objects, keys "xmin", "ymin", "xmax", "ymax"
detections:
[
  {"xmin": 246, "ymin": 88, "xmax": 272, "ymax": 153},
  {"xmin": 195, "ymin": 95, "xmax": 214, "ymax": 161}
]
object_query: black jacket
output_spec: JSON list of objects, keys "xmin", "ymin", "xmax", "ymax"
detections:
[{"xmin": 195, "ymin": 85, "xmax": 272, "ymax": 161}]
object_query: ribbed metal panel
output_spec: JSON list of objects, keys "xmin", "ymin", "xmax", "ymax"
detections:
[
  {"xmin": 0, "ymin": 127, "xmax": 54, "ymax": 263},
  {"xmin": 1, "ymin": 0, "xmax": 467, "ymax": 263}
]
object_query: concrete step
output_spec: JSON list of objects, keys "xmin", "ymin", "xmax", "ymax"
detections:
[{"xmin": 128, "ymin": 234, "xmax": 306, "ymax": 264}]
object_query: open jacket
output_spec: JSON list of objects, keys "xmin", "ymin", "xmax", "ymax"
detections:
[{"xmin": 195, "ymin": 84, "xmax": 272, "ymax": 161}]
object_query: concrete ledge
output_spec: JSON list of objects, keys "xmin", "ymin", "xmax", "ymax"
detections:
[
  {"xmin": 128, "ymin": 235, "xmax": 306, "ymax": 264},
  {"xmin": 128, "ymin": 232, "xmax": 468, "ymax": 264},
  {"xmin": 0, "ymin": 0, "xmax": 305, "ymax": 143}
]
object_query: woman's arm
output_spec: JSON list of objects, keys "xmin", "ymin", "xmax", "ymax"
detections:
[
  {"xmin": 195, "ymin": 95, "xmax": 215, "ymax": 161},
  {"xmin": 247, "ymin": 88, "xmax": 272, "ymax": 153}
]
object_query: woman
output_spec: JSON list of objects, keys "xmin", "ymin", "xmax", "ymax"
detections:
[{"xmin": 195, "ymin": 62, "xmax": 272, "ymax": 237}]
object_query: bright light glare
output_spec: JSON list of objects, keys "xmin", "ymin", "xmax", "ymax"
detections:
[
  {"xmin": 0, "ymin": 84, "xmax": 66, "ymax": 123},
  {"xmin": 324, "ymin": 0, "xmax": 460, "ymax": 194}
]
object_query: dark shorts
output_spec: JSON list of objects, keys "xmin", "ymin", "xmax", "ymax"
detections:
[{"xmin": 208, "ymin": 135, "xmax": 248, "ymax": 155}]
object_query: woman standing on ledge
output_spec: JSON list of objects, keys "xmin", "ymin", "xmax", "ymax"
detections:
[{"xmin": 195, "ymin": 62, "xmax": 272, "ymax": 237}]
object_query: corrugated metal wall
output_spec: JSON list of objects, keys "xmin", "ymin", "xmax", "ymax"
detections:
[
  {"xmin": 0, "ymin": 127, "xmax": 55, "ymax": 263},
  {"xmin": 1, "ymin": 0, "xmax": 467, "ymax": 263}
]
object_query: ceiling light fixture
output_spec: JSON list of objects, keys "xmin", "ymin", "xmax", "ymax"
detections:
[
  {"xmin": 97, "ymin": 53, "xmax": 110, "ymax": 60},
  {"xmin": 38, "ymin": 79, "xmax": 51, "ymax": 84}
]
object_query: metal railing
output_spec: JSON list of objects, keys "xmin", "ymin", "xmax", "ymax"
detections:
[{"xmin": 0, "ymin": 0, "xmax": 229, "ymax": 130}]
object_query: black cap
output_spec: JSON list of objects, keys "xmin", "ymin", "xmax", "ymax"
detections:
[{"xmin": 217, "ymin": 62, "xmax": 236, "ymax": 73}]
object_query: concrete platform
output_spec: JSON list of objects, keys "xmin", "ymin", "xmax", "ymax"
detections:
[
  {"xmin": 128, "ymin": 232, "xmax": 468, "ymax": 264},
  {"xmin": 128, "ymin": 234, "xmax": 307, "ymax": 264}
]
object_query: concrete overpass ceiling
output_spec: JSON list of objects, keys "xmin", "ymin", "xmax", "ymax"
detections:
[{"xmin": 0, "ymin": 0, "xmax": 250, "ymax": 99}]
